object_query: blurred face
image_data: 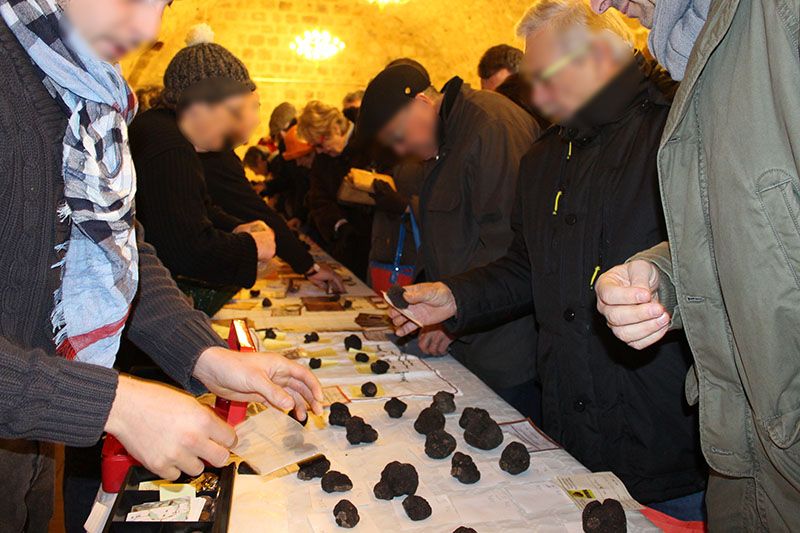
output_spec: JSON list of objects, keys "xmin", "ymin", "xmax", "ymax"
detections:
[
  {"xmin": 309, "ymin": 123, "xmax": 349, "ymax": 157},
  {"xmin": 60, "ymin": 0, "xmax": 170, "ymax": 62},
  {"xmin": 589, "ymin": 0, "xmax": 656, "ymax": 28},
  {"xmin": 481, "ymin": 68, "xmax": 512, "ymax": 91},
  {"xmin": 522, "ymin": 27, "xmax": 622, "ymax": 124},
  {"xmin": 233, "ymin": 91, "xmax": 262, "ymax": 146},
  {"xmin": 377, "ymin": 94, "xmax": 439, "ymax": 160},
  {"xmin": 180, "ymin": 93, "xmax": 249, "ymax": 152}
]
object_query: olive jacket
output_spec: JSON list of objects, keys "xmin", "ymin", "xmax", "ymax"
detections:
[{"xmin": 633, "ymin": 0, "xmax": 800, "ymax": 483}]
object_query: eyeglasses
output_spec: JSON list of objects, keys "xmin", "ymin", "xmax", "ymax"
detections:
[{"xmin": 523, "ymin": 42, "xmax": 590, "ymax": 88}]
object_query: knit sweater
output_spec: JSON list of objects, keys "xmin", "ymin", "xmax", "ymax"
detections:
[
  {"xmin": 130, "ymin": 108, "xmax": 259, "ymax": 288},
  {"xmin": 200, "ymin": 150, "xmax": 314, "ymax": 274},
  {"xmin": 0, "ymin": 18, "xmax": 225, "ymax": 446}
]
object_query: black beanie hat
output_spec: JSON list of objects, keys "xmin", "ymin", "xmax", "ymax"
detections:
[{"xmin": 161, "ymin": 41, "xmax": 256, "ymax": 110}]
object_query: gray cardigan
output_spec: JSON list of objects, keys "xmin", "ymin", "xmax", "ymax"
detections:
[{"xmin": 0, "ymin": 18, "xmax": 225, "ymax": 447}]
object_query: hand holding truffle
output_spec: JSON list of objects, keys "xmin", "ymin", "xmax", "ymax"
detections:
[
  {"xmin": 192, "ymin": 346, "xmax": 325, "ymax": 420},
  {"xmin": 387, "ymin": 282, "xmax": 458, "ymax": 337},
  {"xmin": 595, "ymin": 260, "xmax": 670, "ymax": 350}
]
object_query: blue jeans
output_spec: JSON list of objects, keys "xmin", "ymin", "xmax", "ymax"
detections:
[{"xmin": 648, "ymin": 490, "xmax": 707, "ymax": 522}]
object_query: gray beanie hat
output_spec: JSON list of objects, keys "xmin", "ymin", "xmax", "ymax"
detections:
[
  {"xmin": 269, "ymin": 102, "xmax": 297, "ymax": 137},
  {"xmin": 161, "ymin": 40, "xmax": 255, "ymax": 110}
]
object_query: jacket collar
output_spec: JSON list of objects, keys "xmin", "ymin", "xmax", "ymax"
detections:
[
  {"xmin": 436, "ymin": 76, "xmax": 465, "ymax": 156},
  {"xmin": 559, "ymin": 53, "xmax": 665, "ymax": 143}
]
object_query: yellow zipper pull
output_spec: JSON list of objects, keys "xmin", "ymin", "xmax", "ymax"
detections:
[
  {"xmin": 589, "ymin": 265, "xmax": 601, "ymax": 289},
  {"xmin": 552, "ymin": 190, "xmax": 563, "ymax": 215},
  {"xmin": 567, "ymin": 141, "xmax": 573, "ymax": 160}
]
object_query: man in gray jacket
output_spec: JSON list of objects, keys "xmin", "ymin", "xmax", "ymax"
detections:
[
  {"xmin": 356, "ymin": 65, "xmax": 542, "ymax": 419},
  {"xmin": 593, "ymin": 0, "xmax": 800, "ymax": 529}
]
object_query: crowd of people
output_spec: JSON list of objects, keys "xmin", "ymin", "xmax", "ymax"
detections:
[{"xmin": 0, "ymin": 0, "xmax": 799, "ymax": 531}]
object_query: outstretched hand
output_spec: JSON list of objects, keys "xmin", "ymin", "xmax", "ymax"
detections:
[{"xmin": 387, "ymin": 282, "xmax": 458, "ymax": 337}]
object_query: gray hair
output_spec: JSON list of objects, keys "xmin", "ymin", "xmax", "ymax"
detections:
[{"xmin": 515, "ymin": 0, "xmax": 634, "ymax": 48}]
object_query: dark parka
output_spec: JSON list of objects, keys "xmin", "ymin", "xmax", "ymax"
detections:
[
  {"xmin": 418, "ymin": 78, "xmax": 541, "ymax": 390},
  {"xmin": 445, "ymin": 58, "xmax": 706, "ymax": 503}
]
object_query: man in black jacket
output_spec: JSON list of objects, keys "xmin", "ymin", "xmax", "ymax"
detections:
[
  {"xmin": 201, "ymin": 91, "xmax": 344, "ymax": 292},
  {"xmin": 388, "ymin": 1, "xmax": 706, "ymax": 516},
  {"xmin": 0, "ymin": 1, "xmax": 322, "ymax": 530},
  {"xmin": 357, "ymin": 64, "xmax": 542, "ymax": 420}
]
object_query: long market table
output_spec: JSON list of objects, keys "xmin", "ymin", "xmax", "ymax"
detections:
[{"xmin": 211, "ymin": 241, "xmax": 661, "ymax": 533}]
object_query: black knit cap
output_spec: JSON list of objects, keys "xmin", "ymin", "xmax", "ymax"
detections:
[
  {"xmin": 354, "ymin": 64, "xmax": 431, "ymax": 145},
  {"xmin": 161, "ymin": 42, "xmax": 256, "ymax": 110}
]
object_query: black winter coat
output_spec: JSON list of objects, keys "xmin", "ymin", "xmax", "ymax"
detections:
[
  {"xmin": 419, "ymin": 78, "xmax": 541, "ymax": 390},
  {"xmin": 445, "ymin": 58, "xmax": 706, "ymax": 503}
]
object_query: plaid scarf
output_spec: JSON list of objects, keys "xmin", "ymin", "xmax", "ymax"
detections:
[{"xmin": 1, "ymin": 0, "xmax": 138, "ymax": 367}]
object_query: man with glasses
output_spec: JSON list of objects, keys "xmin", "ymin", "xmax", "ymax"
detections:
[
  {"xmin": 355, "ymin": 64, "xmax": 543, "ymax": 421},
  {"xmin": 384, "ymin": 0, "xmax": 707, "ymax": 517}
]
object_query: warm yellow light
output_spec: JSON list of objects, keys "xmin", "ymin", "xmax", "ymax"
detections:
[{"xmin": 289, "ymin": 29, "xmax": 345, "ymax": 61}]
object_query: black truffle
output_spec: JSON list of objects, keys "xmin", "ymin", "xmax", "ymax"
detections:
[
  {"xmin": 463, "ymin": 411, "xmax": 503, "ymax": 450},
  {"xmin": 329, "ymin": 402, "xmax": 351, "ymax": 427},
  {"xmin": 450, "ymin": 452, "xmax": 480, "ymax": 484},
  {"xmin": 304, "ymin": 332, "xmax": 320, "ymax": 343},
  {"xmin": 424, "ymin": 429, "xmax": 456, "ymax": 459},
  {"xmin": 386, "ymin": 286, "xmax": 410, "ymax": 309},
  {"xmin": 289, "ymin": 409, "xmax": 308, "ymax": 426},
  {"xmin": 297, "ymin": 455, "xmax": 330, "ymax": 480},
  {"xmin": 402, "ymin": 495, "xmax": 432, "ymax": 521},
  {"xmin": 333, "ymin": 499, "xmax": 360, "ymax": 529},
  {"xmin": 344, "ymin": 334, "xmax": 362, "ymax": 351},
  {"xmin": 262, "ymin": 328, "xmax": 277, "ymax": 339},
  {"xmin": 361, "ymin": 382, "xmax": 378, "ymax": 397},
  {"xmin": 499, "ymin": 441, "xmax": 530, "ymax": 475},
  {"xmin": 343, "ymin": 299, "xmax": 353, "ymax": 310},
  {"xmin": 345, "ymin": 416, "xmax": 378, "ymax": 445},
  {"xmin": 582, "ymin": 499, "xmax": 627, "ymax": 533},
  {"xmin": 453, "ymin": 528, "xmax": 477, "ymax": 533},
  {"xmin": 321, "ymin": 471, "xmax": 353, "ymax": 493},
  {"xmin": 261, "ymin": 297, "xmax": 272, "ymax": 308},
  {"xmin": 458, "ymin": 407, "xmax": 489, "ymax": 429},
  {"xmin": 355, "ymin": 352, "xmax": 370, "ymax": 363},
  {"xmin": 370, "ymin": 359, "xmax": 390, "ymax": 374},
  {"xmin": 249, "ymin": 289, "xmax": 261, "ymax": 297},
  {"xmin": 309, "ymin": 357, "xmax": 322, "ymax": 369},
  {"xmin": 373, "ymin": 461, "xmax": 418, "ymax": 500},
  {"xmin": 414, "ymin": 406, "xmax": 445, "ymax": 435},
  {"xmin": 431, "ymin": 391, "xmax": 456, "ymax": 414},
  {"xmin": 384, "ymin": 397, "xmax": 407, "ymax": 418}
]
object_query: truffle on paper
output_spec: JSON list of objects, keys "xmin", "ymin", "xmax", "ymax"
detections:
[
  {"xmin": 414, "ymin": 406, "xmax": 445, "ymax": 435},
  {"xmin": 355, "ymin": 352, "xmax": 370, "ymax": 363},
  {"xmin": 463, "ymin": 410, "xmax": 503, "ymax": 450},
  {"xmin": 249, "ymin": 289, "xmax": 261, "ymax": 297},
  {"xmin": 344, "ymin": 334, "xmax": 362, "ymax": 351},
  {"xmin": 329, "ymin": 402, "xmax": 351, "ymax": 427},
  {"xmin": 297, "ymin": 455, "xmax": 330, "ymax": 480},
  {"xmin": 321, "ymin": 471, "xmax": 353, "ymax": 493},
  {"xmin": 402, "ymin": 494, "xmax": 432, "ymax": 521},
  {"xmin": 333, "ymin": 499, "xmax": 360, "ymax": 528},
  {"xmin": 499, "ymin": 442, "xmax": 530, "ymax": 475},
  {"xmin": 453, "ymin": 528, "xmax": 477, "ymax": 533},
  {"xmin": 450, "ymin": 452, "xmax": 480, "ymax": 484},
  {"xmin": 384, "ymin": 397, "xmax": 407, "ymax": 418},
  {"xmin": 373, "ymin": 461, "xmax": 418, "ymax": 500},
  {"xmin": 431, "ymin": 391, "xmax": 456, "ymax": 414},
  {"xmin": 262, "ymin": 327, "xmax": 277, "ymax": 339},
  {"xmin": 261, "ymin": 297, "xmax": 272, "ymax": 308},
  {"xmin": 345, "ymin": 416, "xmax": 378, "ymax": 445},
  {"xmin": 361, "ymin": 382, "xmax": 378, "ymax": 397},
  {"xmin": 370, "ymin": 359, "xmax": 390, "ymax": 374},
  {"xmin": 581, "ymin": 499, "xmax": 627, "ymax": 533},
  {"xmin": 424, "ymin": 429, "xmax": 457, "ymax": 459},
  {"xmin": 309, "ymin": 357, "xmax": 322, "ymax": 369},
  {"xmin": 304, "ymin": 332, "xmax": 320, "ymax": 343}
]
